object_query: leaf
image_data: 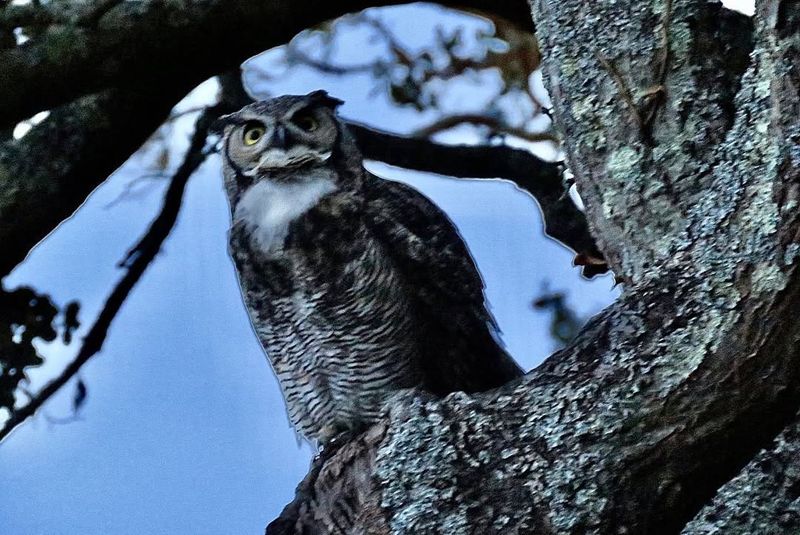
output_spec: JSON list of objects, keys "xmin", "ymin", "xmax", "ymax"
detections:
[
  {"xmin": 73, "ymin": 378, "xmax": 87, "ymax": 414},
  {"xmin": 63, "ymin": 300, "xmax": 81, "ymax": 345}
]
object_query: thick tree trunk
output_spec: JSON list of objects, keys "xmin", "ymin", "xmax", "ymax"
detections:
[{"xmin": 267, "ymin": 1, "xmax": 800, "ymax": 533}]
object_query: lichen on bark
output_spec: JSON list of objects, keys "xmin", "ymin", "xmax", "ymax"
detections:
[{"xmin": 266, "ymin": 1, "xmax": 800, "ymax": 533}]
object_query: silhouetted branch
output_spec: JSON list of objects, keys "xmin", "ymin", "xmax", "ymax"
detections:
[
  {"xmin": 284, "ymin": 43, "xmax": 378, "ymax": 76},
  {"xmin": 411, "ymin": 113, "xmax": 558, "ymax": 143},
  {"xmin": 0, "ymin": 0, "xmax": 532, "ymax": 130},
  {"xmin": 0, "ymin": 89, "xmax": 244, "ymax": 443},
  {"xmin": 272, "ymin": 9, "xmax": 541, "ymax": 115},
  {"xmin": 347, "ymin": 122, "xmax": 603, "ymax": 268},
  {"xmin": 0, "ymin": 1, "xmax": 534, "ymax": 279},
  {"xmin": 0, "ymin": 93, "xmax": 599, "ymax": 282},
  {"xmin": 0, "ymin": 83, "xmax": 199, "ymax": 278}
]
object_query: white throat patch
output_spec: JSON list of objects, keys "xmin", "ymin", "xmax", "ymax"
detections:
[{"xmin": 234, "ymin": 175, "xmax": 337, "ymax": 254}]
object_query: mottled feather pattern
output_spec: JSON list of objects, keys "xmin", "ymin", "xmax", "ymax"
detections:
[
  {"xmin": 230, "ymin": 191, "xmax": 423, "ymax": 441},
  {"xmin": 222, "ymin": 92, "xmax": 522, "ymax": 444},
  {"xmin": 363, "ymin": 176, "xmax": 522, "ymax": 394}
]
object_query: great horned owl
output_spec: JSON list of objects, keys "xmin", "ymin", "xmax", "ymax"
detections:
[{"xmin": 219, "ymin": 90, "xmax": 523, "ymax": 444}]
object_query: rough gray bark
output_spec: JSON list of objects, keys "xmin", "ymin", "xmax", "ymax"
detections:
[
  {"xmin": 266, "ymin": 1, "xmax": 800, "ymax": 533},
  {"xmin": 683, "ymin": 415, "xmax": 800, "ymax": 534}
]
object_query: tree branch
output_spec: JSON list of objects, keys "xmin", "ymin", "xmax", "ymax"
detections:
[
  {"xmin": 283, "ymin": 43, "xmax": 379, "ymax": 76},
  {"xmin": 411, "ymin": 113, "xmax": 558, "ymax": 143},
  {"xmin": 683, "ymin": 414, "xmax": 800, "ymax": 534},
  {"xmin": 0, "ymin": 0, "xmax": 537, "ymax": 280},
  {"xmin": 348, "ymin": 122, "xmax": 602, "ymax": 268},
  {"xmin": 0, "ymin": 95, "xmax": 239, "ymax": 443},
  {"xmin": 0, "ymin": 3, "xmax": 62, "ymax": 29},
  {"xmin": 0, "ymin": 0, "xmax": 532, "ymax": 131},
  {"xmin": 534, "ymin": 1, "xmax": 755, "ymax": 279},
  {"xmin": 0, "ymin": 96, "xmax": 599, "ymax": 285},
  {"xmin": 0, "ymin": 82, "xmax": 195, "ymax": 278}
]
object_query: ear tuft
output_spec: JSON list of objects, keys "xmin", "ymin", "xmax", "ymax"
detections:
[
  {"xmin": 307, "ymin": 90, "xmax": 344, "ymax": 110},
  {"xmin": 210, "ymin": 112, "xmax": 238, "ymax": 135}
]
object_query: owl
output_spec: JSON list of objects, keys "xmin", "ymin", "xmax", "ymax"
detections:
[{"xmin": 219, "ymin": 90, "xmax": 523, "ymax": 445}]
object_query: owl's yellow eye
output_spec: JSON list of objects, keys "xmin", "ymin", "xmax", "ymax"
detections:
[
  {"xmin": 242, "ymin": 124, "xmax": 265, "ymax": 146},
  {"xmin": 293, "ymin": 114, "xmax": 318, "ymax": 132}
]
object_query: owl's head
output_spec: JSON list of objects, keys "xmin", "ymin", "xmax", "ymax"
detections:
[{"xmin": 219, "ymin": 91, "xmax": 360, "ymax": 194}]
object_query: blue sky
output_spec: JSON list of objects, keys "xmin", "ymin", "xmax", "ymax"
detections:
[{"xmin": 0, "ymin": 5, "xmax": 629, "ymax": 534}]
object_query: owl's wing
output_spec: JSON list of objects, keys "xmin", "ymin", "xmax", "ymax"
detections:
[{"xmin": 363, "ymin": 174, "xmax": 524, "ymax": 394}]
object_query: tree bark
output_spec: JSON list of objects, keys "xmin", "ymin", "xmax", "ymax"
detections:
[
  {"xmin": 683, "ymin": 414, "xmax": 800, "ymax": 534},
  {"xmin": 266, "ymin": 1, "xmax": 800, "ymax": 533}
]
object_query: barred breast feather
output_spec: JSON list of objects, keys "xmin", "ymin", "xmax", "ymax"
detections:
[{"xmin": 228, "ymin": 169, "xmax": 522, "ymax": 444}]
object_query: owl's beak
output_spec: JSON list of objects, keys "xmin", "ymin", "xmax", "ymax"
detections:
[{"xmin": 271, "ymin": 124, "xmax": 289, "ymax": 150}]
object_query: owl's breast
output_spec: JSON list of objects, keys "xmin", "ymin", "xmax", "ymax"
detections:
[{"xmin": 230, "ymin": 203, "xmax": 422, "ymax": 442}]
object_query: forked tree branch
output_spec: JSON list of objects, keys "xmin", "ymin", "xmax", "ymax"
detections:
[{"xmin": 347, "ymin": 122, "xmax": 602, "ymax": 267}]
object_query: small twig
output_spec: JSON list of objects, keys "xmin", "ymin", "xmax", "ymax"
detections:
[
  {"xmin": 412, "ymin": 113, "xmax": 558, "ymax": 143},
  {"xmin": 44, "ymin": 413, "xmax": 85, "ymax": 426},
  {"xmin": 596, "ymin": 0, "xmax": 671, "ymax": 146},
  {"xmin": 361, "ymin": 14, "xmax": 415, "ymax": 66},
  {"xmin": 102, "ymin": 171, "xmax": 169, "ymax": 209},
  {"xmin": 17, "ymin": 384, "xmax": 35, "ymax": 402},
  {"xmin": 654, "ymin": 0, "xmax": 672, "ymax": 85},
  {"xmin": 118, "ymin": 106, "xmax": 222, "ymax": 268},
  {"xmin": 0, "ymin": 100, "xmax": 228, "ymax": 444},
  {"xmin": 639, "ymin": 0, "xmax": 671, "ymax": 135},
  {"xmin": 284, "ymin": 43, "xmax": 379, "ymax": 76}
]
